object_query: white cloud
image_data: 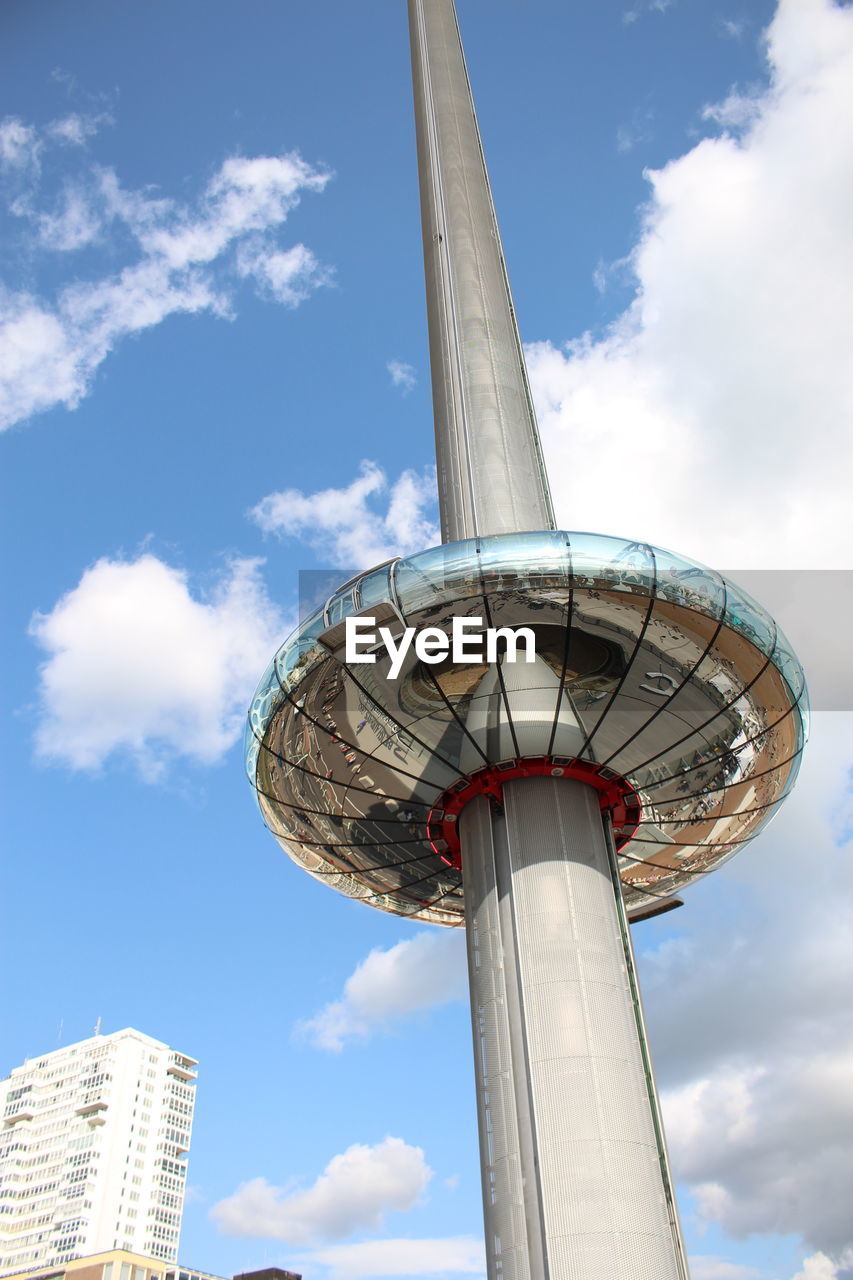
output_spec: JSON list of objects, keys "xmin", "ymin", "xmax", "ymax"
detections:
[
  {"xmin": 305, "ymin": 1235, "xmax": 485, "ymax": 1278},
  {"xmin": 210, "ymin": 1138, "xmax": 431, "ymax": 1244},
  {"xmin": 688, "ymin": 1259, "xmax": 761, "ymax": 1280},
  {"xmin": 701, "ymin": 88, "xmax": 764, "ymax": 130},
  {"xmin": 0, "ymin": 125, "xmax": 331, "ymax": 431},
  {"xmin": 623, "ymin": 0, "xmax": 674, "ymax": 24},
  {"xmin": 35, "ymin": 183, "xmax": 103, "ymax": 251},
  {"xmin": 640, "ymin": 715, "xmax": 853, "ymax": 1257},
  {"xmin": 0, "ymin": 264, "xmax": 222, "ymax": 430},
  {"xmin": 665, "ymin": 1054, "xmax": 853, "ymax": 1247},
  {"xmin": 0, "ymin": 117, "xmax": 40, "ymax": 170},
  {"xmin": 718, "ymin": 19, "xmax": 747, "ymax": 41},
  {"xmin": 616, "ymin": 108, "xmax": 655, "ymax": 154},
  {"xmin": 250, "ymin": 461, "xmax": 440, "ymax": 570},
  {"xmin": 299, "ymin": 929, "xmax": 467, "ymax": 1051},
  {"xmin": 527, "ymin": 0, "xmax": 853, "ymax": 572},
  {"xmin": 29, "ymin": 554, "xmax": 285, "ymax": 778},
  {"xmin": 387, "ymin": 360, "xmax": 416, "ymax": 393},
  {"xmin": 237, "ymin": 239, "xmax": 330, "ymax": 306},
  {"xmin": 131, "ymin": 152, "xmax": 328, "ymax": 270},
  {"xmin": 791, "ymin": 1254, "xmax": 853, "ymax": 1280},
  {"xmin": 47, "ymin": 112, "xmax": 109, "ymax": 147}
]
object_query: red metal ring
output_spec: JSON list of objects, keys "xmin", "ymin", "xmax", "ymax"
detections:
[{"xmin": 426, "ymin": 757, "xmax": 641, "ymax": 870}]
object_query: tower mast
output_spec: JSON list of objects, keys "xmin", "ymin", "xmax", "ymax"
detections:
[
  {"xmin": 408, "ymin": 4, "xmax": 689, "ymax": 1277},
  {"xmin": 408, "ymin": 0, "xmax": 554, "ymax": 541}
]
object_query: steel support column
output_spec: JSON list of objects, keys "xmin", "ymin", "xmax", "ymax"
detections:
[{"xmin": 461, "ymin": 777, "xmax": 689, "ymax": 1280}]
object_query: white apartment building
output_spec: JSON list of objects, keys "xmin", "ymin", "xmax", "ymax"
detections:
[{"xmin": 0, "ymin": 1030, "xmax": 197, "ymax": 1277}]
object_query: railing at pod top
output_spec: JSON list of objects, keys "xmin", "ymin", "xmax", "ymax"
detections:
[{"xmin": 245, "ymin": 530, "xmax": 808, "ymax": 927}]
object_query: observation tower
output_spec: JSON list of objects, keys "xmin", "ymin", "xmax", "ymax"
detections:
[{"xmin": 245, "ymin": 4, "xmax": 808, "ymax": 1278}]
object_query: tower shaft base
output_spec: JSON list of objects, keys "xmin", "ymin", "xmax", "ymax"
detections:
[{"xmin": 461, "ymin": 776, "xmax": 689, "ymax": 1280}]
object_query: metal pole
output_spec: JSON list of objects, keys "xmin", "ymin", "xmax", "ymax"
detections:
[
  {"xmin": 462, "ymin": 779, "xmax": 690, "ymax": 1279},
  {"xmin": 408, "ymin": 0, "xmax": 555, "ymax": 541}
]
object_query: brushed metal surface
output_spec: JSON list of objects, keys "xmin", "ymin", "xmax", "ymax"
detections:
[
  {"xmin": 408, "ymin": 0, "xmax": 555, "ymax": 540},
  {"xmin": 462, "ymin": 777, "xmax": 690, "ymax": 1279}
]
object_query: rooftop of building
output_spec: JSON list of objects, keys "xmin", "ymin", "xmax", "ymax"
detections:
[
  {"xmin": 0, "ymin": 1249, "xmax": 242, "ymax": 1280},
  {"xmin": 1, "ymin": 1029, "xmax": 198, "ymax": 1083},
  {"xmin": 234, "ymin": 1270, "xmax": 303, "ymax": 1280}
]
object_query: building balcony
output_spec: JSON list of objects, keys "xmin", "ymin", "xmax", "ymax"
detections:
[
  {"xmin": 74, "ymin": 1102, "xmax": 107, "ymax": 1118},
  {"xmin": 166, "ymin": 1065, "xmax": 197, "ymax": 1083},
  {"xmin": 3, "ymin": 1111, "xmax": 34, "ymax": 1126}
]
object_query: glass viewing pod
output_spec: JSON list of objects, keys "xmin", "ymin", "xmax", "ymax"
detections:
[{"xmin": 245, "ymin": 531, "xmax": 808, "ymax": 927}]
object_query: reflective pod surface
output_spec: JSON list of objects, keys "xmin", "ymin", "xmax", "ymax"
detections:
[{"xmin": 245, "ymin": 532, "xmax": 808, "ymax": 925}]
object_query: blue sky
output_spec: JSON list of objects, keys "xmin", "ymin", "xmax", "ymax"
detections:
[{"xmin": 2, "ymin": 2, "xmax": 853, "ymax": 1279}]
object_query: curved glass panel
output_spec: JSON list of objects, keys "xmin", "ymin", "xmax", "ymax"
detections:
[
  {"xmin": 477, "ymin": 530, "xmax": 570, "ymax": 590},
  {"xmin": 723, "ymin": 576, "xmax": 777, "ymax": 656},
  {"xmin": 357, "ymin": 563, "xmax": 394, "ymax": 610},
  {"xmin": 244, "ymin": 714, "xmax": 261, "ymax": 785},
  {"xmin": 654, "ymin": 548, "xmax": 726, "ymax": 619},
  {"xmin": 246, "ymin": 653, "xmax": 282, "ymax": 743},
  {"xmin": 325, "ymin": 585, "xmax": 358, "ymax": 627},
  {"xmin": 275, "ymin": 607, "xmax": 327, "ymax": 692},
  {"xmin": 393, "ymin": 539, "xmax": 480, "ymax": 614},
  {"xmin": 773, "ymin": 623, "xmax": 809, "ymax": 730},
  {"xmin": 569, "ymin": 533, "xmax": 656, "ymax": 597}
]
